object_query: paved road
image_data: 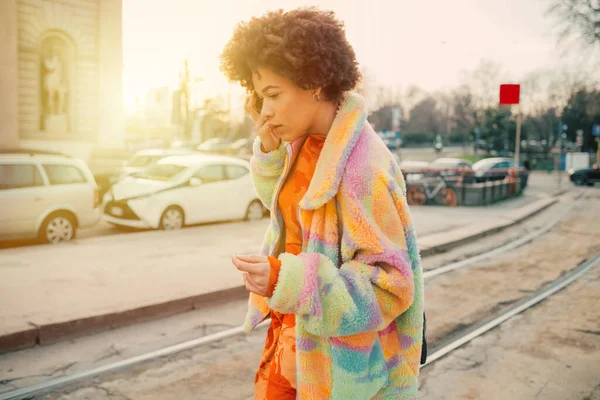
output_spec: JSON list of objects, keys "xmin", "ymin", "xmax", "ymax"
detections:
[{"xmin": 0, "ymin": 170, "xmax": 567, "ymax": 251}]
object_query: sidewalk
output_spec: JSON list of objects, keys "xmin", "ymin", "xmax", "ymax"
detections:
[{"xmin": 0, "ymin": 196, "xmax": 558, "ymax": 353}]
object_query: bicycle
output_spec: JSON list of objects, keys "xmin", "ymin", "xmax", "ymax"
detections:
[{"xmin": 406, "ymin": 170, "xmax": 458, "ymax": 207}]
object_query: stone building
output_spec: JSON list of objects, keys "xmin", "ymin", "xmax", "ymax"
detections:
[{"xmin": 0, "ymin": 0, "xmax": 124, "ymax": 162}]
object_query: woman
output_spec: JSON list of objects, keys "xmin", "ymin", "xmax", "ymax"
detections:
[{"xmin": 222, "ymin": 8, "xmax": 424, "ymax": 400}]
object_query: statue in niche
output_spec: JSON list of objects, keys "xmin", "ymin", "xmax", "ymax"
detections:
[
  {"xmin": 40, "ymin": 37, "xmax": 71, "ymax": 134},
  {"xmin": 43, "ymin": 45, "xmax": 67, "ymax": 115}
]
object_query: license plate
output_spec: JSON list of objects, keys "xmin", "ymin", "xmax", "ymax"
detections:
[{"xmin": 110, "ymin": 206, "xmax": 124, "ymax": 217}]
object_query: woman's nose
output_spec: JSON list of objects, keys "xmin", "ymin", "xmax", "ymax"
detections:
[{"xmin": 261, "ymin": 104, "xmax": 274, "ymax": 119}]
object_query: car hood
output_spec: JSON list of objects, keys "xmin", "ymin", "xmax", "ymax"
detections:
[
  {"xmin": 121, "ymin": 166, "xmax": 147, "ymax": 175},
  {"xmin": 109, "ymin": 178, "xmax": 175, "ymax": 201}
]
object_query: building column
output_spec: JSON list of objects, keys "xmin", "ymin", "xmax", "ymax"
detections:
[
  {"xmin": 0, "ymin": 0, "xmax": 20, "ymax": 149},
  {"xmin": 97, "ymin": 0, "xmax": 124, "ymax": 148}
]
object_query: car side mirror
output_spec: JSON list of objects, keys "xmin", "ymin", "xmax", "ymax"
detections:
[{"xmin": 189, "ymin": 177, "xmax": 202, "ymax": 186}]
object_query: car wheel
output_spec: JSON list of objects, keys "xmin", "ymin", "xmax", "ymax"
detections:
[
  {"xmin": 160, "ymin": 206, "xmax": 184, "ymax": 230},
  {"xmin": 245, "ymin": 200, "xmax": 265, "ymax": 221},
  {"xmin": 40, "ymin": 212, "xmax": 76, "ymax": 244},
  {"xmin": 573, "ymin": 175, "xmax": 585, "ymax": 186}
]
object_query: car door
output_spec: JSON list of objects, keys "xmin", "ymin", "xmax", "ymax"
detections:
[
  {"xmin": 224, "ymin": 164, "xmax": 254, "ymax": 219},
  {"xmin": 41, "ymin": 163, "xmax": 93, "ymax": 216},
  {"xmin": 589, "ymin": 163, "xmax": 600, "ymax": 181},
  {"xmin": 492, "ymin": 161, "xmax": 509, "ymax": 180},
  {"xmin": 0, "ymin": 163, "xmax": 47, "ymax": 239},
  {"xmin": 179, "ymin": 164, "xmax": 229, "ymax": 224}
]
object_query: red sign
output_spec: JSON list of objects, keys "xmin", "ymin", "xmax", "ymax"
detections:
[{"xmin": 499, "ymin": 84, "xmax": 520, "ymax": 105}]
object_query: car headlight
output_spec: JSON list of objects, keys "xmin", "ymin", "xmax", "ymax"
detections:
[{"xmin": 567, "ymin": 168, "xmax": 574, "ymax": 175}]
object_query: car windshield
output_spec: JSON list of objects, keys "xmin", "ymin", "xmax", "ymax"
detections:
[
  {"xmin": 127, "ymin": 155, "xmax": 160, "ymax": 167},
  {"xmin": 431, "ymin": 160, "xmax": 460, "ymax": 168},
  {"xmin": 133, "ymin": 163, "xmax": 187, "ymax": 181},
  {"xmin": 232, "ymin": 139, "xmax": 248, "ymax": 147},
  {"xmin": 198, "ymin": 138, "xmax": 227, "ymax": 149},
  {"xmin": 473, "ymin": 159, "xmax": 500, "ymax": 171}
]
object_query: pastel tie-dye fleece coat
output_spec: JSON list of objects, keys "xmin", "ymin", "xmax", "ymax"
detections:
[{"xmin": 245, "ymin": 92, "xmax": 424, "ymax": 399}]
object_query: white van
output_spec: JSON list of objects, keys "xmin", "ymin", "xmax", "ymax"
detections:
[{"xmin": 0, "ymin": 150, "xmax": 101, "ymax": 243}]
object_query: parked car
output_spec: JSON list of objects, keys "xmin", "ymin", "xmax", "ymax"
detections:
[
  {"xmin": 378, "ymin": 130, "xmax": 402, "ymax": 150},
  {"xmin": 396, "ymin": 159, "xmax": 429, "ymax": 183},
  {"xmin": 0, "ymin": 150, "xmax": 101, "ymax": 243},
  {"xmin": 102, "ymin": 154, "xmax": 265, "ymax": 230},
  {"xmin": 226, "ymin": 137, "xmax": 254, "ymax": 157},
  {"xmin": 119, "ymin": 148, "xmax": 197, "ymax": 181},
  {"xmin": 429, "ymin": 157, "xmax": 474, "ymax": 183},
  {"xmin": 169, "ymin": 140, "xmax": 202, "ymax": 150},
  {"xmin": 196, "ymin": 138, "xmax": 233, "ymax": 154},
  {"xmin": 472, "ymin": 157, "xmax": 529, "ymax": 188},
  {"xmin": 430, "ymin": 158, "xmax": 473, "ymax": 172},
  {"xmin": 569, "ymin": 163, "xmax": 600, "ymax": 186}
]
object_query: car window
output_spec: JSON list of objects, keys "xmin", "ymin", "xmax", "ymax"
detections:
[
  {"xmin": 194, "ymin": 165, "xmax": 225, "ymax": 183},
  {"xmin": 135, "ymin": 164, "xmax": 187, "ymax": 181},
  {"xmin": 43, "ymin": 165, "xmax": 87, "ymax": 185},
  {"xmin": 128, "ymin": 155, "xmax": 161, "ymax": 167},
  {"xmin": 0, "ymin": 164, "xmax": 45, "ymax": 190},
  {"xmin": 472, "ymin": 159, "xmax": 497, "ymax": 171},
  {"xmin": 225, "ymin": 165, "xmax": 249, "ymax": 180}
]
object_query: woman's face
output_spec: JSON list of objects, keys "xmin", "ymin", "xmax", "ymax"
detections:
[{"xmin": 251, "ymin": 67, "xmax": 321, "ymax": 143}]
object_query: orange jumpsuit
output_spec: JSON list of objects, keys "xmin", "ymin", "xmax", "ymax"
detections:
[{"xmin": 254, "ymin": 135, "xmax": 326, "ymax": 400}]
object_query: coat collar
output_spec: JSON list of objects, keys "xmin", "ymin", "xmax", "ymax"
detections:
[{"xmin": 299, "ymin": 92, "xmax": 366, "ymax": 210}]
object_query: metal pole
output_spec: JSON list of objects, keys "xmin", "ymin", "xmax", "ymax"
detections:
[{"xmin": 514, "ymin": 110, "xmax": 521, "ymax": 167}]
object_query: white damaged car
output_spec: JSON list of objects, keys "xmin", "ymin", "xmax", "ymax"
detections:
[{"xmin": 102, "ymin": 154, "xmax": 266, "ymax": 230}]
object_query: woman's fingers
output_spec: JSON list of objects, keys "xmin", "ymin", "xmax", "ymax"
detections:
[
  {"xmin": 244, "ymin": 95, "xmax": 260, "ymax": 121},
  {"xmin": 236, "ymin": 255, "xmax": 269, "ymax": 264},
  {"xmin": 244, "ymin": 94, "xmax": 280, "ymax": 152},
  {"xmin": 243, "ymin": 272, "xmax": 264, "ymax": 295},
  {"xmin": 231, "ymin": 256, "xmax": 262, "ymax": 274}
]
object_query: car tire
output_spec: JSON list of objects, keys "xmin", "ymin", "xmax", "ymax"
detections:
[
  {"xmin": 573, "ymin": 175, "xmax": 585, "ymax": 186},
  {"xmin": 39, "ymin": 211, "xmax": 77, "ymax": 244},
  {"xmin": 245, "ymin": 200, "xmax": 265, "ymax": 221},
  {"xmin": 159, "ymin": 206, "xmax": 185, "ymax": 230}
]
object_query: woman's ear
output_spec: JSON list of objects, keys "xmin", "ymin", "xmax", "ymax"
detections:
[{"xmin": 313, "ymin": 88, "xmax": 322, "ymax": 102}]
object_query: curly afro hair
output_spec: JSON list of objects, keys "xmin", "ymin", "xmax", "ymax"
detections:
[{"xmin": 220, "ymin": 7, "xmax": 361, "ymax": 105}]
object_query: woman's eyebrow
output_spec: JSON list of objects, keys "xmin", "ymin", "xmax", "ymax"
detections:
[{"xmin": 261, "ymin": 85, "xmax": 280, "ymax": 93}]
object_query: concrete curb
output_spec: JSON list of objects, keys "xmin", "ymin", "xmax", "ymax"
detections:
[
  {"xmin": 419, "ymin": 196, "xmax": 557, "ymax": 257},
  {"xmin": 0, "ymin": 195, "xmax": 560, "ymax": 354}
]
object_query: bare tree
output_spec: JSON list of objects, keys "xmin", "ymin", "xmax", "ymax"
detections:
[
  {"xmin": 460, "ymin": 59, "xmax": 504, "ymax": 110},
  {"xmin": 547, "ymin": 0, "xmax": 600, "ymax": 47},
  {"xmin": 451, "ymin": 84, "xmax": 476, "ymax": 135},
  {"xmin": 406, "ymin": 96, "xmax": 446, "ymax": 135},
  {"xmin": 176, "ymin": 59, "xmax": 193, "ymax": 140}
]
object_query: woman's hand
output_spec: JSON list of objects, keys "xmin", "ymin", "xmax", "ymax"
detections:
[
  {"xmin": 232, "ymin": 254, "xmax": 271, "ymax": 296},
  {"xmin": 244, "ymin": 94, "xmax": 281, "ymax": 153}
]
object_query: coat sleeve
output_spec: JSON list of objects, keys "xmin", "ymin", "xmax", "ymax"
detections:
[
  {"xmin": 249, "ymin": 137, "xmax": 287, "ymax": 210},
  {"xmin": 266, "ymin": 165, "xmax": 420, "ymax": 337}
]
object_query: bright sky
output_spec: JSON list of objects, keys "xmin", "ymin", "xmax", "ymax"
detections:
[{"xmin": 122, "ymin": 0, "xmax": 576, "ymax": 112}]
